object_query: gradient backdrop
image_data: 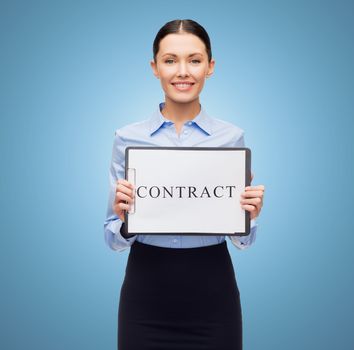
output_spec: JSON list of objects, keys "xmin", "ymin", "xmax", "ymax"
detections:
[{"xmin": 1, "ymin": 0, "xmax": 353, "ymax": 349}]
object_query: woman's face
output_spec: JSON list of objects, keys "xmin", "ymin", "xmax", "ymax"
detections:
[{"xmin": 151, "ymin": 33, "xmax": 215, "ymax": 104}]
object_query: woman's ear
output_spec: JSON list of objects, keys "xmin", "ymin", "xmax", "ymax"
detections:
[
  {"xmin": 206, "ymin": 58, "xmax": 215, "ymax": 79},
  {"xmin": 150, "ymin": 60, "xmax": 160, "ymax": 79}
]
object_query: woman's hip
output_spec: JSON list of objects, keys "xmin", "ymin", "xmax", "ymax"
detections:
[{"xmin": 120, "ymin": 240, "xmax": 240, "ymax": 319}]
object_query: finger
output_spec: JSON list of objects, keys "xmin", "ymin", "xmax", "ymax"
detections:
[
  {"xmin": 241, "ymin": 190, "xmax": 264, "ymax": 198},
  {"xmin": 244, "ymin": 198, "xmax": 263, "ymax": 215},
  {"xmin": 115, "ymin": 202, "xmax": 131, "ymax": 211},
  {"xmin": 240, "ymin": 197, "xmax": 262, "ymax": 207},
  {"xmin": 117, "ymin": 179, "xmax": 135, "ymax": 190},
  {"xmin": 245, "ymin": 185, "xmax": 265, "ymax": 191},
  {"xmin": 116, "ymin": 191, "xmax": 135, "ymax": 204},
  {"xmin": 116, "ymin": 183, "xmax": 135, "ymax": 198},
  {"xmin": 241, "ymin": 204, "xmax": 258, "ymax": 212},
  {"xmin": 241, "ymin": 204, "xmax": 261, "ymax": 220}
]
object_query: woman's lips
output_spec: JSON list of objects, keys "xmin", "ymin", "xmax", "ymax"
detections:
[{"xmin": 171, "ymin": 82, "xmax": 195, "ymax": 91}]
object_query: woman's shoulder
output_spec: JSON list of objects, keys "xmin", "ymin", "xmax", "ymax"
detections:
[
  {"xmin": 113, "ymin": 117, "xmax": 151, "ymax": 140},
  {"xmin": 208, "ymin": 113, "xmax": 245, "ymax": 139}
]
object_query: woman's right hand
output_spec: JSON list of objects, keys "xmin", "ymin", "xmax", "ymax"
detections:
[{"xmin": 113, "ymin": 179, "xmax": 135, "ymax": 222}]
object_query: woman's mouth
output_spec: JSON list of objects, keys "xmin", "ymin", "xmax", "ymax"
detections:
[{"xmin": 171, "ymin": 82, "xmax": 195, "ymax": 91}]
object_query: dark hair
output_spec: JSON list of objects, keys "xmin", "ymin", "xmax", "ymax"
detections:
[{"xmin": 153, "ymin": 19, "xmax": 212, "ymax": 63}]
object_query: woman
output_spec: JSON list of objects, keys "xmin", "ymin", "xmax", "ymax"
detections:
[{"xmin": 104, "ymin": 19, "xmax": 265, "ymax": 350}]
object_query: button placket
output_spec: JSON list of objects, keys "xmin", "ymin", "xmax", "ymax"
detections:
[{"xmin": 165, "ymin": 123, "xmax": 181, "ymax": 145}]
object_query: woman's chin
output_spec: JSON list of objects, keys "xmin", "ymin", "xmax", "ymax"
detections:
[{"xmin": 165, "ymin": 94, "xmax": 199, "ymax": 105}]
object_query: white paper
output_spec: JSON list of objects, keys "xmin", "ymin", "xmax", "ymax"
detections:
[{"xmin": 126, "ymin": 148, "xmax": 247, "ymax": 234}]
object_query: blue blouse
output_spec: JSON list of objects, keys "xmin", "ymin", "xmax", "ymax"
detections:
[{"xmin": 104, "ymin": 102, "xmax": 258, "ymax": 252}]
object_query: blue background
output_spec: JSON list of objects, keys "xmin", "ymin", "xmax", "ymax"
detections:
[{"xmin": 1, "ymin": 0, "xmax": 353, "ymax": 349}]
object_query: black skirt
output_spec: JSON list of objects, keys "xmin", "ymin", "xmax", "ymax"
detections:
[{"xmin": 118, "ymin": 240, "xmax": 242, "ymax": 350}]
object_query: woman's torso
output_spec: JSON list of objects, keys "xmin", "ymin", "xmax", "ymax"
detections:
[{"xmin": 118, "ymin": 102, "xmax": 246, "ymax": 248}]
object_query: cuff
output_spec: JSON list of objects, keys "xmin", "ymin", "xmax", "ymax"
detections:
[
  {"xmin": 105, "ymin": 219, "xmax": 137, "ymax": 251},
  {"xmin": 228, "ymin": 219, "xmax": 258, "ymax": 250}
]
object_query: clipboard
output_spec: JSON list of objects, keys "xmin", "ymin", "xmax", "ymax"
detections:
[{"xmin": 124, "ymin": 147, "xmax": 251, "ymax": 236}]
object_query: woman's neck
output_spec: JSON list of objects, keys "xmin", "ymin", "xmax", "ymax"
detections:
[{"xmin": 161, "ymin": 97, "xmax": 201, "ymax": 124}]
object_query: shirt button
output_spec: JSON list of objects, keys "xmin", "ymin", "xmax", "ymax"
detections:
[
  {"xmin": 173, "ymin": 239, "xmax": 178, "ymax": 243},
  {"xmin": 188, "ymin": 121, "xmax": 192, "ymax": 125},
  {"xmin": 183, "ymin": 130, "xmax": 188, "ymax": 134}
]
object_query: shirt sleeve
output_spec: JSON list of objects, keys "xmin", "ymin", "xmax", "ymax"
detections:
[
  {"xmin": 227, "ymin": 130, "xmax": 258, "ymax": 250},
  {"xmin": 228, "ymin": 219, "xmax": 258, "ymax": 250},
  {"xmin": 103, "ymin": 130, "xmax": 137, "ymax": 252}
]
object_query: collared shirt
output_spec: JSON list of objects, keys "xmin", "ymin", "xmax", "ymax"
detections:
[{"xmin": 104, "ymin": 102, "xmax": 258, "ymax": 252}]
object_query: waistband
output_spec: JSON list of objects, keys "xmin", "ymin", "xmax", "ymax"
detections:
[{"xmin": 129, "ymin": 240, "xmax": 229, "ymax": 260}]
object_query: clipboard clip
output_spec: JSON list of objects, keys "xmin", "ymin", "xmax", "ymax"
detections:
[{"xmin": 127, "ymin": 168, "xmax": 136, "ymax": 214}]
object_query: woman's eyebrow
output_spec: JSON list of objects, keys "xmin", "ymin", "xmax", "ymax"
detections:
[{"xmin": 162, "ymin": 52, "xmax": 203, "ymax": 57}]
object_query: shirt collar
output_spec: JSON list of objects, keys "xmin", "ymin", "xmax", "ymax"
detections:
[{"xmin": 149, "ymin": 102, "xmax": 212, "ymax": 136}]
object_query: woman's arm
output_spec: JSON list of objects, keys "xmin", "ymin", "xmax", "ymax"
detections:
[
  {"xmin": 103, "ymin": 130, "xmax": 137, "ymax": 251},
  {"xmin": 228, "ymin": 132, "xmax": 265, "ymax": 250}
]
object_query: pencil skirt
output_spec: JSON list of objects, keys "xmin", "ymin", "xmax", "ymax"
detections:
[{"xmin": 117, "ymin": 240, "xmax": 242, "ymax": 350}]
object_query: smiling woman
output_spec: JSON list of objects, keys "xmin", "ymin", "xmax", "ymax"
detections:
[
  {"xmin": 104, "ymin": 18, "xmax": 265, "ymax": 350},
  {"xmin": 149, "ymin": 24, "xmax": 215, "ymax": 127}
]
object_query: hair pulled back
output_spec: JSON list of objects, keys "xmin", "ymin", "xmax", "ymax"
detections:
[{"xmin": 152, "ymin": 19, "xmax": 212, "ymax": 63}]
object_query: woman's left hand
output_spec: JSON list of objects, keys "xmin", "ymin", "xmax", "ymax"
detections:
[{"xmin": 240, "ymin": 173, "xmax": 265, "ymax": 220}]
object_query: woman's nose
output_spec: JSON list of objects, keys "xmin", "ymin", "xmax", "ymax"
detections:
[{"xmin": 177, "ymin": 61, "xmax": 189, "ymax": 76}]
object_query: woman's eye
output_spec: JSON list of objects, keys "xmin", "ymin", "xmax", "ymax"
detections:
[{"xmin": 164, "ymin": 59, "xmax": 201, "ymax": 64}]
